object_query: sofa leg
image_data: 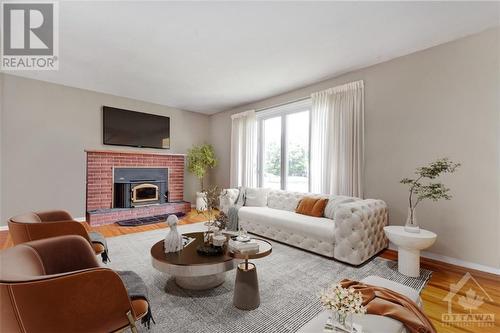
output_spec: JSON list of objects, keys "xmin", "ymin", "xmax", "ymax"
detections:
[{"xmin": 126, "ymin": 310, "xmax": 138, "ymax": 333}]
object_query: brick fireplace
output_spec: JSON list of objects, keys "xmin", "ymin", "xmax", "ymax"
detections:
[{"xmin": 85, "ymin": 150, "xmax": 191, "ymax": 226}]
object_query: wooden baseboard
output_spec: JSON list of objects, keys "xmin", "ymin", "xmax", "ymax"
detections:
[{"xmin": 380, "ymin": 249, "xmax": 499, "ymax": 280}]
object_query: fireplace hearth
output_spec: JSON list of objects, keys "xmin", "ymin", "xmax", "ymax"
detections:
[{"xmin": 113, "ymin": 167, "xmax": 168, "ymax": 208}]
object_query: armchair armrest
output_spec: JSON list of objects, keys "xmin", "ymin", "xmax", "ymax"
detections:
[
  {"xmin": 333, "ymin": 199, "xmax": 388, "ymax": 265},
  {"xmin": 2, "ymin": 269, "xmax": 137, "ymax": 333},
  {"xmin": 36, "ymin": 210, "xmax": 74, "ymax": 222},
  {"xmin": 21, "ymin": 220, "xmax": 91, "ymax": 243}
]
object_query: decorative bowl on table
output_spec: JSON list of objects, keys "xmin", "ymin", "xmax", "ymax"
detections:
[{"xmin": 196, "ymin": 244, "xmax": 225, "ymax": 256}]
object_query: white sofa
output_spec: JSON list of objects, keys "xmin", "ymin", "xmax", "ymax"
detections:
[{"xmin": 221, "ymin": 189, "xmax": 388, "ymax": 266}]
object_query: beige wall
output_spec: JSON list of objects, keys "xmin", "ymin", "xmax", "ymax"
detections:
[
  {"xmin": 209, "ymin": 28, "xmax": 500, "ymax": 268},
  {"xmin": 0, "ymin": 74, "xmax": 210, "ymax": 223}
]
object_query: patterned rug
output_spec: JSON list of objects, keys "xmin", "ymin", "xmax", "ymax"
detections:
[{"xmin": 107, "ymin": 222, "xmax": 432, "ymax": 333}]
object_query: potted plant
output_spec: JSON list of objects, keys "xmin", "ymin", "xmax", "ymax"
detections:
[
  {"xmin": 187, "ymin": 144, "xmax": 218, "ymax": 211},
  {"xmin": 400, "ymin": 158, "xmax": 460, "ymax": 233}
]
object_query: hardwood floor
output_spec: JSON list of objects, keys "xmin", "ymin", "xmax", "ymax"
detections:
[
  {"xmin": 380, "ymin": 250, "xmax": 500, "ymax": 333},
  {"xmin": 1, "ymin": 210, "xmax": 498, "ymax": 332}
]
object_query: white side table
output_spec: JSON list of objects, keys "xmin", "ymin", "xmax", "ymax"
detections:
[{"xmin": 383, "ymin": 226, "xmax": 437, "ymax": 277}]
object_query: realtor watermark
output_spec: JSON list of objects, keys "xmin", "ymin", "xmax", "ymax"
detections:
[
  {"xmin": 441, "ymin": 272, "xmax": 495, "ymax": 328},
  {"xmin": 1, "ymin": 1, "xmax": 59, "ymax": 70}
]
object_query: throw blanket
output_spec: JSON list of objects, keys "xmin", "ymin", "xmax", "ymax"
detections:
[
  {"xmin": 227, "ymin": 205, "xmax": 242, "ymax": 231},
  {"xmin": 88, "ymin": 231, "xmax": 110, "ymax": 264},
  {"xmin": 117, "ymin": 271, "xmax": 155, "ymax": 329},
  {"xmin": 340, "ymin": 279, "xmax": 436, "ymax": 333}
]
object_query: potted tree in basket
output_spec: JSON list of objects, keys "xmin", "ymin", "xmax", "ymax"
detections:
[
  {"xmin": 187, "ymin": 144, "xmax": 218, "ymax": 211},
  {"xmin": 400, "ymin": 158, "xmax": 460, "ymax": 233}
]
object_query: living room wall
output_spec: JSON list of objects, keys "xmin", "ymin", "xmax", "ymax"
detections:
[
  {"xmin": 209, "ymin": 27, "xmax": 500, "ymax": 269},
  {"xmin": 0, "ymin": 75, "xmax": 211, "ymax": 223}
]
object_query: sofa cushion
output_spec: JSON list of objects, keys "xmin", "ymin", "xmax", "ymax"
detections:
[
  {"xmin": 267, "ymin": 190, "xmax": 307, "ymax": 211},
  {"xmin": 245, "ymin": 188, "xmax": 270, "ymax": 207},
  {"xmin": 323, "ymin": 195, "xmax": 357, "ymax": 219},
  {"xmin": 238, "ymin": 206, "xmax": 335, "ymax": 244},
  {"xmin": 296, "ymin": 197, "xmax": 318, "ymax": 215},
  {"xmin": 296, "ymin": 197, "xmax": 328, "ymax": 217}
]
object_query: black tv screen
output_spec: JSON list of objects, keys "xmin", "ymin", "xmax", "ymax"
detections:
[{"xmin": 103, "ymin": 106, "xmax": 170, "ymax": 149}]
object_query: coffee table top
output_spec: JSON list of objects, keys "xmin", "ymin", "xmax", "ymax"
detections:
[{"xmin": 151, "ymin": 232, "xmax": 234, "ymax": 266}]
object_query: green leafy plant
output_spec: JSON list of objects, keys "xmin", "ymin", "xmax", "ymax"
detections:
[
  {"xmin": 187, "ymin": 144, "xmax": 218, "ymax": 190},
  {"xmin": 265, "ymin": 141, "xmax": 308, "ymax": 177},
  {"xmin": 401, "ymin": 158, "xmax": 461, "ymax": 221}
]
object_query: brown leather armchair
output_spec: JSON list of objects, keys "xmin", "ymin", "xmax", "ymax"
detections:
[
  {"xmin": 0, "ymin": 235, "xmax": 147, "ymax": 333},
  {"xmin": 8, "ymin": 210, "xmax": 108, "ymax": 262}
]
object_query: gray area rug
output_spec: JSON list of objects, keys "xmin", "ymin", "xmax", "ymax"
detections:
[{"xmin": 107, "ymin": 223, "xmax": 432, "ymax": 333}]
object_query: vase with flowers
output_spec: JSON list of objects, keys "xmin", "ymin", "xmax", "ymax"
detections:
[{"xmin": 320, "ymin": 283, "xmax": 366, "ymax": 332}]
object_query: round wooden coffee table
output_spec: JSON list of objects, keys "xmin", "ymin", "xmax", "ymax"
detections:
[
  {"xmin": 229, "ymin": 238, "xmax": 272, "ymax": 310},
  {"xmin": 151, "ymin": 232, "xmax": 238, "ymax": 290}
]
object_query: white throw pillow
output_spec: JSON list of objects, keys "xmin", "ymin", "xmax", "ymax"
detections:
[
  {"xmin": 244, "ymin": 187, "xmax": 270, "ymax": 207},
  {"xmin": 219, "ymin": 189, "xmax": 240, "ymax": 213},
  {"xmin": 324, "ymin": 196, "xmax": 356, "ymax": 219},
  {"xmin": 224, "ymin": 188, "xmax": 240, "ymax": 204}
]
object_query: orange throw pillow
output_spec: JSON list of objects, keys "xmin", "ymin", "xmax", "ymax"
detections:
[
  {"xmin": 296, "ymin": 197, "xmax": 328, "ymax": 217},
  {"xmin": 311, "ymin": 198, "xmax": 328, "ymax": 217}
]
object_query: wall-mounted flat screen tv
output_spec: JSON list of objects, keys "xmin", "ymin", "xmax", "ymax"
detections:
[{"xmin": 103, "ymin": 106, "xmax": 170, "ymax": 149}]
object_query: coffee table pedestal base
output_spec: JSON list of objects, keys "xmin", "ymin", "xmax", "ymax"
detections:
[
  {"xmin": 233, "ymin": 262, "xmax": 260, "ymax": 310},
  {"xmin": 175, "ymin": 273, "xmax": 225, "ymax": 290}
]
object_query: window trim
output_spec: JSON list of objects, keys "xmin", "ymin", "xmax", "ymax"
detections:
[{"xmin": 256, "ymin": 98, "xmax": 312, "ymax": 192}]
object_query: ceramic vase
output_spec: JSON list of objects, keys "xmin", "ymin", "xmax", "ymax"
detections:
[{"xmin": 196, "ymin": 192, "xmax": 208, "ymax": 211}]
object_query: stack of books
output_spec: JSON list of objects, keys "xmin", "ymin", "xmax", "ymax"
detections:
[{"xmin": 228, "ymin": 239, "xmax": 260, "ymax": 255}]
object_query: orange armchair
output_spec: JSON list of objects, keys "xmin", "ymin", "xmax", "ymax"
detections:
[
  {"xmin": 8, "ymin": 210, "xmax": 108, "ymax": 262},
  {"xmin": 0, "ymin": 235, "xmax": 147, "ymax": 333}
]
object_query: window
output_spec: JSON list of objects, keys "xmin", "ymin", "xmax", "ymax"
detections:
[
  {"xmin": 262, "ymin": 117, "xmax": 282, "ymax": 189},
  {"xmin": 257, "ymin": 99, "xmax": 311, "ymax": 192}
]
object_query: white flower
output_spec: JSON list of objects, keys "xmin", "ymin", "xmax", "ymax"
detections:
[{"xmin": 319, "ymin": 283, "xmax": 367, "ymax": 315}]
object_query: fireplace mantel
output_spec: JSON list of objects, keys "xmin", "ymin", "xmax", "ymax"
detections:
[{"xmin": 85, "ymin": 149, "xmax": 186, "ymax": 157}]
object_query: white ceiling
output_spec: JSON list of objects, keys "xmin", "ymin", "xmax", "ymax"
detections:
[{"xmin": 5, "ymin": 1, "xmax": 500, "ymax": 114}]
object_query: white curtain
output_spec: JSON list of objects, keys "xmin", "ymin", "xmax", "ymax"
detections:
[
  {"xmin": 230, "ymin": 110, "xmax": 257, "ymax": 188},
  {"xmin": 310, "ymin": 80, "xmax": 364, "ymax": 197}
]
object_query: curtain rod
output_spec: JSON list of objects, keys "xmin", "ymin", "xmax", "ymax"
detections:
[{"xmin": 255, "ymin": 96, "xmax": 311, "ymax": 113}]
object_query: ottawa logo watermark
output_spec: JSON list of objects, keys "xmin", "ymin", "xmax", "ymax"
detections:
[
  {"xmin": 1, "ymin": 1, "xmax": 59, "ymax": 70},
  {"xmin": 441, "ymin": 272, "xmax": 495, "ymax": 328}
]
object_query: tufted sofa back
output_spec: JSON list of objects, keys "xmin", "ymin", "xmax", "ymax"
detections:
[
  {"xmin": 267, "ymin": 190, "xmax": 308, "ymax": 211},
  {"xmin": 267, "ymin": 190, "xmax": 361, "ymax": 217}
]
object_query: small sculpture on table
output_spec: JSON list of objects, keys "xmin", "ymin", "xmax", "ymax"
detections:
[{"xmin": 164, "ymin": 215, "xmax": 183, "ymax": 253}]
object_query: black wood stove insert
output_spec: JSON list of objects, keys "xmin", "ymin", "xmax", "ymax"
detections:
[{"xmin": 113, "ymin": 167, "xmax": 168, "ymax": 208}]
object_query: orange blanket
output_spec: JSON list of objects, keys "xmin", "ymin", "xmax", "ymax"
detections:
[{"xmin": 340, "ymin": 279, "xmax": 436, "ymax": 333}]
